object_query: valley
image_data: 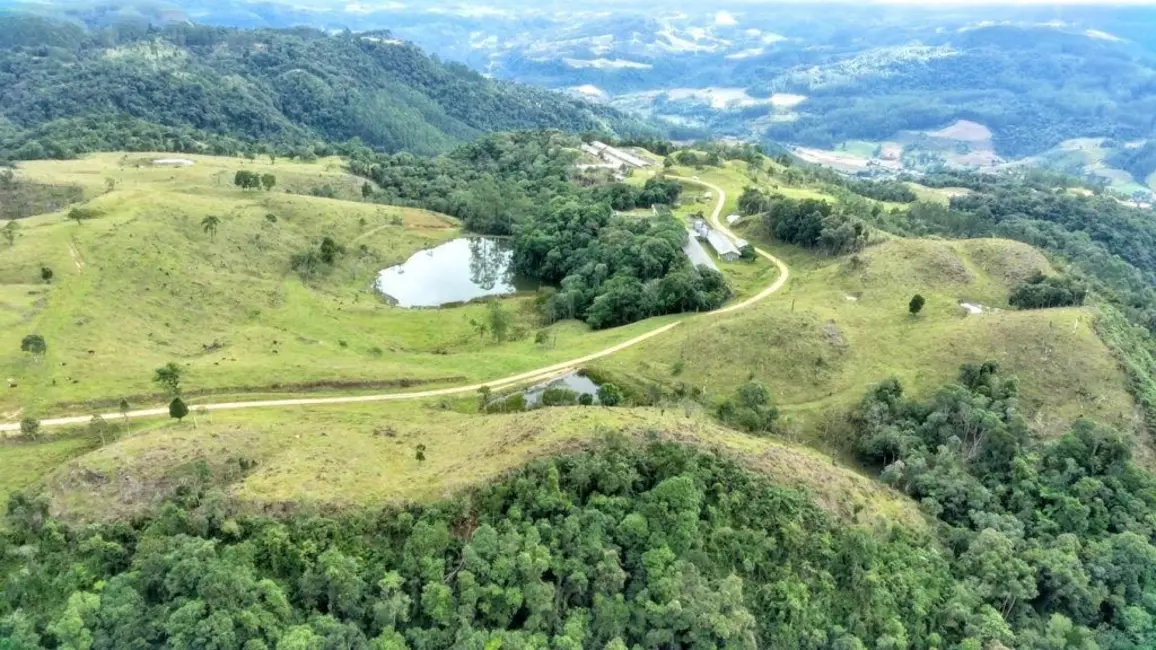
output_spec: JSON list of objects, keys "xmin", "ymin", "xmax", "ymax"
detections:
[{"xmin": 4, "ymin": 7, "xmax": 1156, "ymax": 649}]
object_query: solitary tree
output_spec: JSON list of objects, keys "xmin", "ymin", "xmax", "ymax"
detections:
[
  {"xmin": 261, "ymin": 173, "xmax": 276, "ymax": 191},
  {"xmin": 169, "ymin": 397, "xmax": 189, "ymax": 423},
  {"xmin": 19, "ymin": 417, "xmax": 40, "ymax": 440},
  {"xmin": 478, "ymin": 385, "xmax": 492, "ymax": 411},
  {"xmin": 201, "ymin": 214, "xmax": 221, "ymax": 242},
  {"xmin": 153, "ymin": 362, "xmax": 183, "ymax": 396},
  {"xmin": 486, "ymin": 302, "xmax": 512, "ymax": 343},
  {"xmin": 67, "ymin": 207, "xmax": 96, "ymax": 225},
  {"xmin": 40, "ymin": 266, "xmax": 53, "ymax": 283},
  {"xmin": 118, "ymin": 398, "xmax": 131, "ymax": 429},
  {"xmin": 20, "ymin": 334, "xmax": 46, "ymax": 355},
  {"xmin": 415, "ymin": 444, "xmax": 426, "ymax": 462},
  {"xmin": 597, "ymin": 383, "xmax": 623, "ymax": 407},
  {"xmin": 909, "ymin": 294, "xmax": 926, "ymax": 316},
  {"xmin": 2, "ymin": 221, "xmax": 18, "ymax": 247},
  {"xmin": 361, "ymin": 181, "xmax": 373, "ymax": 198}
]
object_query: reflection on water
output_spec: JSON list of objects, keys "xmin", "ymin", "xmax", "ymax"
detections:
[
  {"xmin": 523, "ymin": 372, "xmax": 601, "ymax": 406},
  {"xmin": 375, "ymin": 237, "xmax": 528, "ymax": 308}
]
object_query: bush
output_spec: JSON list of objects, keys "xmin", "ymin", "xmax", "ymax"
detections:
[
  {"xmin": 20, "ymin": 334, "xmax": 46, "ymax": 355},
  {"xmin": 1009, "ymin": 273, "xmax": 1087, "ymax": 309},
  {"xmin": 909, "ymin": 294, "xmax": 925, "ymax": 315},
  {"xmin": 597, "ymin": 383, "xmax": 623, "ymax": 407},
  {"xmin": 716, "ymin": 381, "xmax": 779, "ymax": 434}
]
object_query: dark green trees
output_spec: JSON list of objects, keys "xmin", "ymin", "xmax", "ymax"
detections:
[
  {"xmin": 168, "ymin": 397, "xmax": 188, "ymax": 422},
  {"xmin": 1009, "ymin": 273, "xmax": 1086, "ymax": 309},
  {"xmin": 153, "ymin": 362, "xmax": 183, "ymax": 396},
  {"xmin": 909, "ymin": 294, "xmax": 925, "ymax": 315},
  {"xmin": 20, "ymin": 334, "xmax": 46, "ymax": 355}
]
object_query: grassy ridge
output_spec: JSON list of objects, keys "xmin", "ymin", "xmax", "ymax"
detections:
[{"xmin": 25, "ymin": 401, "xmax": 925, "ymax": 529}]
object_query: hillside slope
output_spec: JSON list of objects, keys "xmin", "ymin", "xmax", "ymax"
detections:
[
  {"xmin": 19, "ymin": 402, "xmax": 925, "ymax": 530},
  {"xmin": 0, "ymin": 14, "xmax": 653, "ymax": 160}
]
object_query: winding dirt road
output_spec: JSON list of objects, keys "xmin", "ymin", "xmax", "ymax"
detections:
[{"xmin": 0, "ymin": 177, "xmax": 789, "ymax": 432}]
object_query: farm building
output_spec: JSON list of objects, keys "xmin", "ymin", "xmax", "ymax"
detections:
[
  {"xmin": 706, "ymin": 230, "xmax": 741, "ymax": 261},
  {"xmin": 691, "ymin": 218, "xmax": 743, "ymax": 261},
  {"xmin": 583, "ymin": 141, "xmax": 652, "ymax": 169}
]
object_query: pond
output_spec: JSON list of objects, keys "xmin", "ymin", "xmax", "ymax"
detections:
[
  {"xmin": 375, "ymin": 237, "xmax": 532, "ymax": 308},
  {"xmin": 523, "ymin": 371, "xmax": 601, "ymax": 407}
]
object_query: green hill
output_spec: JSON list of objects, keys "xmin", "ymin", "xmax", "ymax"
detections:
[{"xmin": 0, "ymin": 14, "xmax": 654, "ymax": 160}]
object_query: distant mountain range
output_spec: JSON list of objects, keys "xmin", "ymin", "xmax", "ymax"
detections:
[
  {"xmin": 0, "ymin": 11, "xmax": 657, "ymax": 160},
  {"xmin": 3, "ymin": 1, "xmax": 1156, "ymax": 193}
]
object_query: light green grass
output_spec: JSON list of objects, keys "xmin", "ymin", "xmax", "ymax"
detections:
[
  {"xmin": 596, "ymin": 234, "xmax": 1141, "ymax": 454},
  {"xmin": 0, "ymin": 434, "xmax": 97, "ymax": 508},
  {"xmin": 0, "ymin": 154, "xmax": 682, "ymax": 416},
  {"xmin": 36, "ymin": 402, "xmax": 926, "ymax": 530}
]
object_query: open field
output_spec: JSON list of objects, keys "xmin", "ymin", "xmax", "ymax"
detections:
[
  {"xmin": 20, "ymin": 402, "xmax": 924, "ymax": 530},
  {"xmin": 1, "ymin": 150, "xmax": 1146, "ymax": 526},
  {"xmin": 0, "ymin": 154, "xmax": 697, "ymax": 417}
]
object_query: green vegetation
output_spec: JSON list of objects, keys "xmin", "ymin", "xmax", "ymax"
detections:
[
  {"xmin": 5, "ymin": 367, "xmax": 1156, "ymax": 648},
  {"xmin": 1009, "ymin": 273, "xmax": 1088, "ymax": 310},
  {"xmin": 0, "ymin": 152, "xmax": 692, "ymax": 415},
  {"xmin": 355, "ymin": 132, "xmax": 731, "ymax": 329},
  {"xmin": 0, "ymin": 16, "xmax": 653, "ymax": 161},
  {"xmin": 852, "ymin": 362, "xmax": 1156, "ymax": 649},
  {"xmin": 909, "ymin": 294, "xmax": 925, "ymax": 315}
]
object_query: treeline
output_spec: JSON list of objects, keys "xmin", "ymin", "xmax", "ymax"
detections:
[
  {"xmin": 352, "ymin": 132, "xmax": 729, "ymax": 329},
  {"xmin": 852, "ymin": 362, "xmax": 1156, "ymax": 649},
  {"xmin": 1009, "ymin": 272, "xmax": 1087, "ymax": 310},
  {"xmin": 0, "ymin": 15, "xmax": 654, "ymax": 162},
  {"xmin": 738, "ymin": 188, "xmax": 869, "ymax": 255}
]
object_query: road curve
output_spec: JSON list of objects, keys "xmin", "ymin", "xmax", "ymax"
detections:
[{"xmin": 1, "ymin": 176, "xmax": 789, "ymax": 432}]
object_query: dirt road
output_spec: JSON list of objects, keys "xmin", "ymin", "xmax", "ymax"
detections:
[{"xmin": 0, "ymin": 177, "xmax": 788, "ymax": 432}]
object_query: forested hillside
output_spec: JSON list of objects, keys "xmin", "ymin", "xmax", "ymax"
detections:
[
  {"xmin": 0, "ymin": 14, "xmax": 654, "ymax": 161},
  {"xmin": 4, "ymin": 367, "xmax": 1156, "ymax": 649}
]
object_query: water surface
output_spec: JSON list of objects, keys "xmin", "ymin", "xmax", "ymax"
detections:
[{"xmin": 375, "ymin": 237, "xmax": 528, "ymax": 308}]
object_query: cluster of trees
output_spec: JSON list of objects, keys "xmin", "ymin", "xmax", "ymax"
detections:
[
  {"xmin": 592, "ymin": 177, "xmax": 682, "ymax": 211},
  {"xmin": 852, "ymin": 362, "xmax": 1156, "ymax": 648},
  {"xmin": 233, "ymin": 170, "xmax": 276, "ymax": 191},
  {"xmin": 1009, "ymin": 272, "xmax": 1088, "ymax": 310},
  {"xmin": 353, "ymin": 132, "xmax": 731, "ymax": 329},
  {"xmin": 843, "ymin": 178, "xmax": 917, "ymax": 203},
  {"xmin": 1106, "ymin": 141, "xmax": 1156, "ymax": 187},
  {"xmin": 520, "ymin": 202, "xmax": 730, "ymax": 329},
  {"xmin": 715, "ymin": 381, "xmax": 779, "ymax": 434},
  {"xmin": 739, "ymin": 189, "xmax": 868, "ymax": 255},
  {"xmin": 0, "ymin": 16, "xmax": 654, "ymax": 162}
]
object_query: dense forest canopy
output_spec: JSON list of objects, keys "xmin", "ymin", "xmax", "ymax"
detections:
[
  {"xmin": 4, "ymin": 367, "xmax": 1156, "ymax": 648},
  {"xmin": 0, "ymin": 14, "xmax": 656, "ymax": 161}
]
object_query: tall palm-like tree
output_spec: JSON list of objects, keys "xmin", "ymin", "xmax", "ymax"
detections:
[{"xmin": 201, "ymin": 214, "xmax": 221, "ymax": 242}]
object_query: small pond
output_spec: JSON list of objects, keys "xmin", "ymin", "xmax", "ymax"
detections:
[
  {"xmin": 375, "ymin": 237, "xmax": 533, "ymax": 308},
  {"xmin": 523, "ymin": 371, "xmax": 601, "ymax": 407}
]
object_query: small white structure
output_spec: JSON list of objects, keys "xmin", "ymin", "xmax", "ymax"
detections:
[
  {"xmin": 583, "ymin": 141, "xmax": 652, "ymax": 169},
  {"xmin": 726, "ymin": 213, "xmax": 744, "ymax": 225},
  {"xmin": 153, "ymin": 158, "xmax": 195, "ymax": 167}
]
